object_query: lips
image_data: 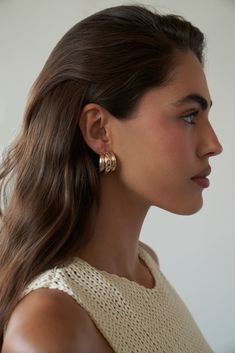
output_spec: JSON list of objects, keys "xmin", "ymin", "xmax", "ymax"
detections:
[
  {"xmin": 192, "ymin": 166, "xmax": 211, "ymax": 179},
  {"xmin": 191, "ymin": 166, "xmax": 211, "ymax": 188}
]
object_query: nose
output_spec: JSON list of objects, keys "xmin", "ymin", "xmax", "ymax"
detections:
[{"xmin": 197, "ymin": 120, "xmax": 223, "ymax": 158}]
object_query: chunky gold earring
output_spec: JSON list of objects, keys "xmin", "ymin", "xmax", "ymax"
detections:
[{"xmin": 99, "ymin": 151, "xmax": 117, "ymax": 174}]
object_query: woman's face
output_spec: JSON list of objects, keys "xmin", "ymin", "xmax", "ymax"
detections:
[{"xmin": 110, "ymin": 51, "xmax": 223, "ymax": 215}]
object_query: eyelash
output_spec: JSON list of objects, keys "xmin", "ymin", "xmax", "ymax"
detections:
[{"xmin": 182, "ymin": 110, "xmax": 199, "ymax": 125}]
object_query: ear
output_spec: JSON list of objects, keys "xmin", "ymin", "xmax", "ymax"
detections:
[{"xmin": 79, "ymin": 103, "xmax": 112, "ymax": 154}]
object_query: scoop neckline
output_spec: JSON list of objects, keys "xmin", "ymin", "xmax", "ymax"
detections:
[{"xmin": 73, "ymin": 242, "xmax": 157, "ymax": 291}]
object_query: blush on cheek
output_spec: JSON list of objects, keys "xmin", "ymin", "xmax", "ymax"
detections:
[{"xmin": 168, "ymin": 131, "xmax": 194, "ymax": 161}]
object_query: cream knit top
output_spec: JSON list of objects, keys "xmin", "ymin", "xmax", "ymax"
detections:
[{"xmin": 19, "ymin": 242, "xmax": 213, "ymax": 353}]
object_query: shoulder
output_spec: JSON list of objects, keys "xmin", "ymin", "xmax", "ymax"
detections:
[
  {"xmin": 2, "ymin": 288, "xmax": 113, "ymax": 353},
  {"xmin": 139, "ymin": 240, "xmax": 159, "ymax": 266}
]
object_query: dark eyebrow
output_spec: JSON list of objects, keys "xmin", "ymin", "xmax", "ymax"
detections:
[{"xmin": 172, "ymin": 94, "xmax": 213, "ymax": 111}]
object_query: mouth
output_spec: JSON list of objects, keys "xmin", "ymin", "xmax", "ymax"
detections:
[{"xmin": 191, "ymin": 166, "xmax": 211, "ymax": 188}]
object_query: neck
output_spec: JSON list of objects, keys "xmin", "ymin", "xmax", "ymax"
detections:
[{"xmin": 76, "ymin": 173, "xmax": 150, "ymax": 280}]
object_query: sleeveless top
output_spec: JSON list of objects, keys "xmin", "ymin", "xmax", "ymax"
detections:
[{"xmin": 16, "ymin": 243, "xmax": 214, "ymax": 353}]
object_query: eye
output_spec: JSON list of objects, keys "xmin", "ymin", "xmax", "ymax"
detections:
[{"xmin": 182, "ymin": 111, "xmax": 199, "ymax": 125}]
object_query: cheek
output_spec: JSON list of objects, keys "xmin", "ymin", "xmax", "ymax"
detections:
[
  {"xmin": 114, "ymin": 121, "xmax": 202, "ymax": 214},
  {"xmin": 117, "ymin": 121, "xmax": 194, "ymax": 190},
  {"xmin": 143, "ymin": 123, "xmax": 195, "ymax": 175}
]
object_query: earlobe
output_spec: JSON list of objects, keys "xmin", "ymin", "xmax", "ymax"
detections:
[{"xmin": 79, "ymin": 104, "xmax": 111, "ymax": 154}]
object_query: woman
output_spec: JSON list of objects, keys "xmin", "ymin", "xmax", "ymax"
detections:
[{"xmin": 0, "ymin": 4, "xmax": 222, "ymax": 353}]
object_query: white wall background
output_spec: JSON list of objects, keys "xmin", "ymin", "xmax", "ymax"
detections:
[{"xmin": 0, "ymin": 0, "xmax": 234, "ymax": 352}]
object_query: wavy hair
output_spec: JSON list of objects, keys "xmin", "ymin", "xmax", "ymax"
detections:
[{"xmin": 0, "ymin": 4, "xmax": 205, "ymax": 344}]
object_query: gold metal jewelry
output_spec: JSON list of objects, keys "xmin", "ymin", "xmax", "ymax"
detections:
[{"xmin": 99, "ymin": 151, "xmax": 117, "ymax": 174}]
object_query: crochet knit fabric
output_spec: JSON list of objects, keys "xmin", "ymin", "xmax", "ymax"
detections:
[{"xmin": 17, "ymin": 242, "xmax": 213, "ymax": 353}]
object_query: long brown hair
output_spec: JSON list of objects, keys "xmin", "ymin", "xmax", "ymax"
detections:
[{"xmin": 0, "ymin": 4, "xmax": 205, "ymax": 344}]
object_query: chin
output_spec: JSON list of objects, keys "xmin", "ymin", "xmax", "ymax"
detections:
[
  {"xmin": 174, "ymin": 205, "xmax": 203, "ymax": 216},
  {"xmin": 154, "ymin": 198, "xmax": 204, "ymax": 216}
]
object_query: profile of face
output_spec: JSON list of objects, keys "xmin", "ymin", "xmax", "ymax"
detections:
[{"xmin": 109, "ymin": 51, "xmax": 223, "ymax": 215}]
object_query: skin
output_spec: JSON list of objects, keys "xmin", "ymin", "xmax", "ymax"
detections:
[
  {"xmin": 3, "ymin": 50, "xmax": 223, "ymax": 352},
  {"xmin": 76, "ymin": 50, "xmax": 222, "ymax": 281}
]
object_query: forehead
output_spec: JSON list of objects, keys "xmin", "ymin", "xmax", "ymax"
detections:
[
  {"xmin": 162, "ymin": 50, "xmax": 211, "ymax": 104},
  {"xmin": 136, "ymin": 51, "xmax": 211, "ymax": 113}
]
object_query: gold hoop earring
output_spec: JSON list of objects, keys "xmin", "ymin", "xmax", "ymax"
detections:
[{"xmin": 99, "ymin": 151, "xmax": 117, "ymax": 174}]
